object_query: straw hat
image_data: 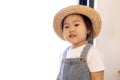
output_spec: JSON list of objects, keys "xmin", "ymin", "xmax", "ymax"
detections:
[{"xmin": 53, "ymin": 5, "xmax": 102, "ymax": 40}]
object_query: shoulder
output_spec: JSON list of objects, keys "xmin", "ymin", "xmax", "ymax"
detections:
[
  {"xmin": 59, "ymin": 46, "xmax": 70, "ymax": 60},
  {"xmin": 87, "ymin": 45, "xmax": 104, "ymax": 62},
  {"xmin": 88, "ymin": 45, "xmax": 104, "ymax": 58},
  {"xmin": 87, "ymin": 45, "xmax": 105, "ymax": 72}
]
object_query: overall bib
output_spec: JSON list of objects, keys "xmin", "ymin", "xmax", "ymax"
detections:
[{"xmin": 60, "ymin": 43, "xmax": 92, "ymax": 80}]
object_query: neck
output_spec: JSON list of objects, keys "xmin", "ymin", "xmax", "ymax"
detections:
[{"xmin": 72, "ymin": 41, "xmax": 87, "ymax": 49}]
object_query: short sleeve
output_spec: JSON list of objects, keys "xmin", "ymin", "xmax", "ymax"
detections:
[{"xmin": 87, "ymin": 46, "xmax": 105, "ymax": 72}]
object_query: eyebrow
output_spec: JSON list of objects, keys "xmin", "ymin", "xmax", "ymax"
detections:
[
  {"xmin": 63, "ymin": 23, "xmax": 68, "ymax": 25},
  {"xmin": 63, "ymin": 20, "xmax": 81, "ymax": 25},
  {"xmin": 73, "ymin": 20, "xmax": 81, "ymax": 23}
]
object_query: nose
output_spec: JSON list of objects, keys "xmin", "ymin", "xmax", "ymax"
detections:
[{"xmin": 69, "ymin": 27, "xmax": 75, "ymax": 33}]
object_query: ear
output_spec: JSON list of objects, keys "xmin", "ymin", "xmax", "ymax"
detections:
[{"xmin": 87, "ymin": 30, "xmax": 91, "ymax": 34}]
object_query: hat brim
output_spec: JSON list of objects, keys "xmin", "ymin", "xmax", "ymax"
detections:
[{"xmin": 53, "ymin": 5, "xmax": 101, "ymax": 40}]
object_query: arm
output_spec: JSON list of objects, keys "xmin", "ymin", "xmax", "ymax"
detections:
[
  {"xmin": 56, "ymin": 74, "xmax": 60, "ymax": 80},
  {"xmin": 90, "ymin": 70, "xmax": 104, "ymax": 80}
]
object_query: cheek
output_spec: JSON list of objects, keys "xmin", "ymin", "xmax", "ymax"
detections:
[
  {"xmin": 78, "ymin": 28, "xmax": 88, "ymax": 36},
  {"xmin": 63, "ymin": 30, "xmax": 68, "ymax": 39}
]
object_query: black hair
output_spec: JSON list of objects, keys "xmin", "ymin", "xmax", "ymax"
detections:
[{"xmin": 80, "ymin": 14, "xmax": 94, "ymax": 41}]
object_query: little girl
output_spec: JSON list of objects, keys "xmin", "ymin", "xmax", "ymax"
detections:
[{"xmin": 53, "ymin": 5, "xmax": 105, "ymax": 80}]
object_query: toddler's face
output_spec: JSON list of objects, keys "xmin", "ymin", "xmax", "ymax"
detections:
[{"xmin": 62, "ymin": 14, "xmax": 88, "ymax": 48}]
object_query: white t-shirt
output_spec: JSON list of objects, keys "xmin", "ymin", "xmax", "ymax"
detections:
[{"xmin": 60, "ymin": 44, "xmax": 105, "ymax": 72}]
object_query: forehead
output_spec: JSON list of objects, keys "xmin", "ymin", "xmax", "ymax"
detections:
[{"xmin": 63, "ymin": 14, "xmax": 84, "ymax": 23}]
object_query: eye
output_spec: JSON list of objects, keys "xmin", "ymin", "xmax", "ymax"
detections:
[
  {"xmin": 63, "ymin": 25, "xmax": 69, "ymax": 29},
  {"xmin": 74, "ymin": 23, "xmax": 80, "ymax": 27}
]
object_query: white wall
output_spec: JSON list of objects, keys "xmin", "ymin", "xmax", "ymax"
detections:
[
  {"xmin": 96, "ymin": 1, "xmax": 120, "ymax": 80},
  {"xmin": 0, "ymin": 0, "xmax": 77, "ymax": 80}
]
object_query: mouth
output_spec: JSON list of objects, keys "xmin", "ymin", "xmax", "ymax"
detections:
[{"xmin": 69, "ymin": 34, "xmax": 77, "ymax": 38}]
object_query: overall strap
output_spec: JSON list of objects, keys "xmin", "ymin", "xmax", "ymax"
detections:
[
  {"xmin": 80, "ymin": 43, "xmax": 92, "ymax": 63},
  {"xmin": 62, "ymin": 46, "xmax": 70, "ymax": 59}
]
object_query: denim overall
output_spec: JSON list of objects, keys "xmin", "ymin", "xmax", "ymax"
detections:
[{"xmin": 60, "ymin": 43, "xmax": 92, "ymax": 80}]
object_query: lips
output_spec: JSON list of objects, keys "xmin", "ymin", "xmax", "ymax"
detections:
[{"xmin": 69, "ymin": 34, "xmax": 76, "ymax": 38}]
